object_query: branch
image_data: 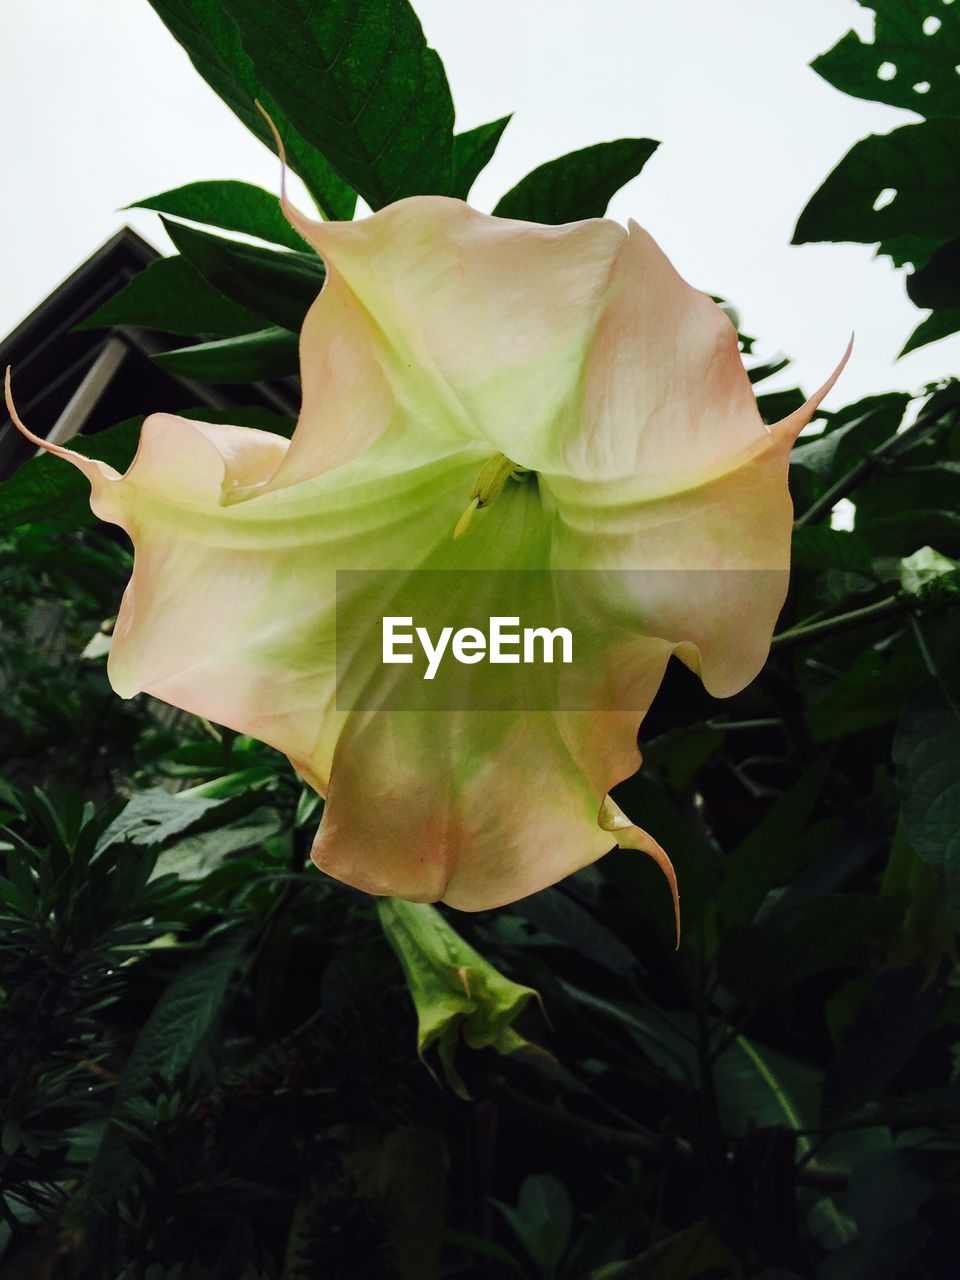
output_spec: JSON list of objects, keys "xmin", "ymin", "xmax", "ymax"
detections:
[
  {"xmin": 771, "ymin": 595, "xmax": 912, "ymax": 652},
  {"xmin": 795, "ymin": 405, "xmax": 957, "ymax": 528}
]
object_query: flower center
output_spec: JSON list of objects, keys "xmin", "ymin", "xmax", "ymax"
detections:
[{"xmin": 453, "ymin": 454, "xmax": 531, "ymax": 540}]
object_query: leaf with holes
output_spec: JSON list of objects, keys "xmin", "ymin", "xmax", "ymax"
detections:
[
  {"xmin": 219, "ymin": 0, "xmax": 455, "ymax": 208},
  {"xmin": 907, "ymin": 234, "xmax": 960, "ymax": 308},
  {"xmin": 793, "ymin": 120, "xmax": 960, "ymax": 245},
  {"xmin": 813, "ymin": 0, "xmax": 960, "ymax": 120}
]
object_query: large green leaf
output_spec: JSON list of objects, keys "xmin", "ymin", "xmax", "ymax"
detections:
[
  {"xmin": 907, "ymin": 234, "xmax": 960, "ymax": 308},
  {"xmin": 76, "ymin": 254, "xmax": 264, "ymax": 337},
  {"xmin": 493, "ymin": 138, "xmax": 659, "ymax": 224},
  {"xmin": 219, "ymin": 0, "xmax": 455, "ymax": 209},
  {"xmin": 154, "ymin": 326, "xmax": 300, "ymax": 383},
  {"xmin": 163, "ymin": 217, "xmax": 324, "ymax": 332},
  {"xmin": 812, "ymin": 0, "xmax": 960, "ymax": 119},
  {"xmin": 900, "ymin": 305, "xmax": 960, "ymax": 356},
  {"xmin": 893, "ymin": 680, "xmax": 960, "ymax": 927},
  {"xmin": 718, "ymin": 755, "xmax": 834, "ymax": 925},
  {"xmin": 130, "ymin": 179, "xmax": 305, "ymax": 250},
  {"xmin": 80, "ymin": 930, "xmax": 250, "ymax": 1215},
  {"xmin": 792, "ymin": 120, "xmax": 960, "ymax": 245},
  {"xmin": 145, "ymin": 0, "xmax": 356, "ymax": 219},
  {"xmin": 821, "ymin": 963, "xmax": 945, "ymax": 1123},
  {"xmin": 450, "ymin": 115, "xmax": 512, "ymax": 200}
]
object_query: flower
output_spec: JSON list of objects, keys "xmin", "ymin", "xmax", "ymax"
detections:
[
  {"xmin": 377, "ymin": 898, "xmax": 540, "ymax": 1099},
  {"xmin": 4, "ymin": 185, "xmax": 847, "ymax": 928}
]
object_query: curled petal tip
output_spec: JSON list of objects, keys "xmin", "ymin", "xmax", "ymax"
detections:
[
  {"xmin": 5, "ymin": 367, "xmax": 44, "ymax": 449},
  {"xmin": 599, "ymin": 797, "xmax": 680, "ymax": 949}
]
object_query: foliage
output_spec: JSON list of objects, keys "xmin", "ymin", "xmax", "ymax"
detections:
[
  {"xmin": 1, "ymin": 1, "xmax": 959, "ymax": 1277},
  {"xmin": 794, "ymin": 0, "xmax": 960, "ymax": 355}
]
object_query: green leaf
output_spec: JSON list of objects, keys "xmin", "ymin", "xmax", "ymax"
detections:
[
  {"xmin": 792, "ymin": 120, "xmax": 960, "ymax": 245},
  {"xmin": 907, "ymin": 234, "xmax": 960, "ymax": 308},
  {"xmin": 163, "ymin": 217, "xmax": 324, "ymax": 332},
  {"xmin": 450, "ymin": 115, "xmax": 512, "ymax": 200},
  {"xmin": 893, "ymin": 680, "xmax": 960, "ymax": 927},
  {"xmin": 145, "ymin": 0, "xmax": 356, "ymax": 219},
  {"xmin": 219, "ymin": 0, "xmax": 455, "ymax": 208},
  {"xmin": 714, "ymin": 1034, "xmax": 821, "ymax": 1137},
  {"xmin": 76, "ymin": 254, "xmax": 264, "ymax": 337},
  {"xmin": 493, "ymin": 138, "xmax": 659, "ymax": 224},
  {"xmin": 444, "ymin": 1230, "xmax": 526, "ymax": 1276},
  {"xmin": 900, "ymin": 305, "xmax": 960, "ymax": 355},
  {"xmin": 491, "ymin": 1174, "xmax": 573, "ymax": 1278},
  {"xmin": 97, "ymin": 786, "xmax": 228, "ymax": 851},
  {"xmin": 719, "ymin": 754, "xmax": 834, "ymax": 925},
  {"xmin": 791, "ymin": 527, "xmax": 874, "ymax": 574},
  {"xmin": 78, "ymin": 931, "xmax": 249, "ymax": 1217},
  {"xmin": 812, "ymin": 0, "xmax": 960, "ymax": 119},
  {"xmin": 154, "ymin": 326, "xmax": 300, "ymax": 383},
  {"xmin": 120, "ymin": 931, "xmax": 249, "ymax": 1099},
  {"xmin": 806, "ymin": 635, "xmax": 925, "ymax": 742},
  {"xmin": 821, "ymin": 963, "xmax": 945, "ymax": 1123},
  {"xmin": 130, "ymin": 179, "xmax": 305, "ymax": 250}
]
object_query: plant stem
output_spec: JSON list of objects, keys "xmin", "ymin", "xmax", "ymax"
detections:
[
  {"xmin": 771, "ymin": 594, "xmax": 911, "ymax": 651},
  {"xmin": 795, "ymin": 405, "xmax": 957, "ymax": 527}
]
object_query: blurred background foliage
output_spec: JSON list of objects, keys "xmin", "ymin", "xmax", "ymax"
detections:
[{"xmin": 1, "ymin": 1, "xmax": 959, "ymax": 1276}]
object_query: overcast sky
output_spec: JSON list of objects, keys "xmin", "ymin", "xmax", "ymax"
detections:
[{"xmin": 4, "ymin": 0, "xmax": 957, "ymax": 406}]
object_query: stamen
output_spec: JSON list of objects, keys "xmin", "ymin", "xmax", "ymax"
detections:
[{"xmin": 453, "ymin": 453, "xmax": 530, "ymax": 540}]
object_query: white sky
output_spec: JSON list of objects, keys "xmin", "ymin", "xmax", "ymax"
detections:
[{"xmin": 4, "ymin": 0, "xmax": 957, "ymax": 406}]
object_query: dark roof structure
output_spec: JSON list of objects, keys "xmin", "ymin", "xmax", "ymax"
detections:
[{"xmin": 0, "ymin": 228, "xmax": 299, "ymax": 480}]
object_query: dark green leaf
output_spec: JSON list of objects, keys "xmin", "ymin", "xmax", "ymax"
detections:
[
  {"xmin": 130, "ymin": 179, "xmax": 305, "ymax": 250},
  {"xmin": 154, "ymin": 326, "xmax": 300, "ymax": 383},
  {"xmin": 493, "ymin": 138, "xmax": 659, "ymax": 224},
  {"xmin": 806, "ymin": 634, "xmax": 925, "ymax": 741},
  {"xmin": 877, "ymin": 232, "xmax": 942, "ymax": 268},
  {"xmin": 219, "ymin": 0, "xmax": 455, "ymax": 208},
  {"xmin": 80, "ymin": 931, "xmax": 249, "ymax": 1216},
  {"xmin": 491, "ymin": 1173, "xmax": 573, "ymax": 1276},
  {"xmin": 163, "ymin": 217, "xmax": 324, "ymax": 332},
  {"xmin": 893, "ymin": 680, "xmax": 960, "ymax": 927},
  {"xmin": 821, "ymin": 963, "xmax": 945, "ymax": 1123},
  {"xmin": 450, "ymin": 115, "xmax": 512, "ymax": 200},
  {"xmin": 757, "ymin": 387, "xmax": 806, "ymax": 422},
  {"xmin": 719, "ymin": 755, "xmax": 834, "ymax": 925},
  {"xmin": 907, "ymin": 234, "xmax": 960, "ymax": 308},
  {"xmin": 504, "ymin": 887, "xmax": 639, "ymax": 978},
  {"xmin": 900, "ymin": 305, "xmax": 960, "ymax": 355},
  {"xmin": 791, "ymin": 527, "xmax": 874, "ymax": 574},
  {"xmin": 76, "ymin": 254, "xmax": 264, "ymax": 337},
  {"xmin": 714, "ymin": 1035, "xmax": 821, "ymax": 1135},
  {"xmin": 146, "ymin": 0, "xmax": 356, "ymax": 219},
  {"xmin": 793, "ymin": 120, "xmax": 960, "ymax": 245},
  {"xmin": 97, "ymin": 787, "xmax": 227, "ymax": 851},
  {"xmin": 820, "ymin": 1149, "xmax": 932, "ymax": 1280},
  {"xmin": 719, "ymin": 896, "xmax": 904, "ymax": 1003},
  {"xmin": 812, "ymin": 0, "xmax": 960, "ymax": 119}
]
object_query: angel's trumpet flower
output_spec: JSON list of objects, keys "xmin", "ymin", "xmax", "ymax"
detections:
[{"xmin": 5, "ymin": 184, "xmax": 848, "ymax": 936}]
